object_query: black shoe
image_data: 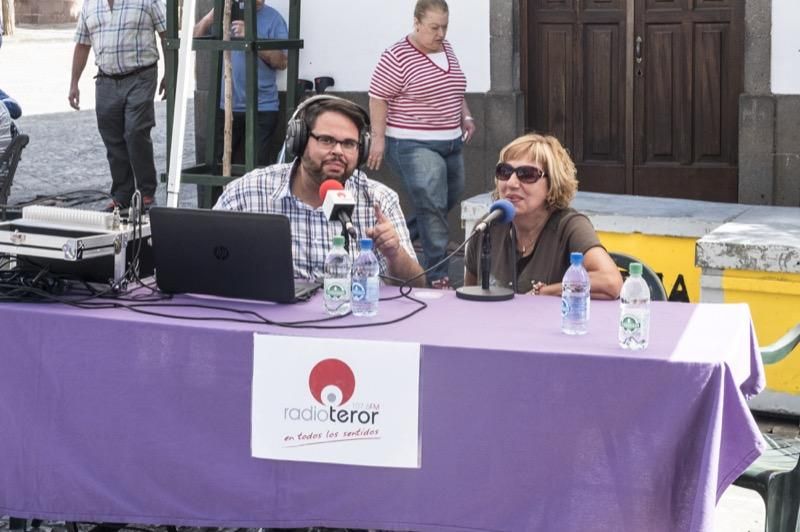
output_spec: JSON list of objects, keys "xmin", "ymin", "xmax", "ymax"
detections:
[{"xmin": 141, "ymin": 195, "xmax": 156, "ymax": 211}]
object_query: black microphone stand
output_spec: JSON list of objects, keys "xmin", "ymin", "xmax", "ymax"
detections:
[{"xmin": 456, "ymin": 229, "xmax": 514, "ymax": 301}]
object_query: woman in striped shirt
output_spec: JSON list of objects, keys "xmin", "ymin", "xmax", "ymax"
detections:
[{"xmin": 367, "ymin": 0, "xmax": 475, "ymax": 289}]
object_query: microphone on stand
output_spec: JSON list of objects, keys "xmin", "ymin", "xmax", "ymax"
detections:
[
  {"xmin": 319, "ymin": 179, "xmax": 357, "ymax": 239},
  {"xmin": 456, "ymin": 199, "xmax": 516, "ymax": 302},
  {"xmin": 473, "ymin": 199, "xmax": 515, "ymax": 233}
]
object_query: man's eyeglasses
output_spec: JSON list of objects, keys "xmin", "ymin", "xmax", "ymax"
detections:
[
  {"xmin": 495, "ymin": 162, "xmax": 547, "ymax": 184},
  {"xmin": 309, "ymin": 132, "xmax": 360, "ymax": 152}
]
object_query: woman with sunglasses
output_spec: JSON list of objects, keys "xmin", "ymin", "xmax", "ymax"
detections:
[{"xmin": 465, "ymin": 133, "xmax": 622, "ymax": 299}]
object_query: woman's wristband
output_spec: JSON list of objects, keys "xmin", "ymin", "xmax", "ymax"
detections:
[{"xmin": 463, "ymin": 116, "xmax": 474, "ymax": 122}]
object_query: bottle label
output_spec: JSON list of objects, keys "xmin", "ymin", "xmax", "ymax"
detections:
[
  {"xmin": 352, "ymin": 281, "xmax": 366, "ymax": 301},
  {"xmin": 620, "ymin": 314, "xmax": 640, "ymax": 334},
  {"xmin": 562, "ymin": 293, "xmax": 589, "ymax": 318},
  {"xmin": 620, "ymin": 308, "xmax": 648, "ymax": 338},
  {"xmin": 324, "ymin": 278, "xmax": 349, "ymax": 301}
]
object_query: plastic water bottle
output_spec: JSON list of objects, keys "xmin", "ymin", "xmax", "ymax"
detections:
[
  {"xmin": 561, "ymin": 252, "xmax": 590, "ymax": 335},
  {"xmin": 323, "ymin": 235, "xmax": 351, "ymax": 316},
  {"xmin": 351, "ymin": 238, "xmax": 380, "ymax": 317},
  {"xmin": 618, "ymin": 262, "xmax": 651, "ymax": 350}
]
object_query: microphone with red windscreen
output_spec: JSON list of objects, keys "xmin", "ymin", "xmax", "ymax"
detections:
[{"xmin": 319, "ymin": 179, "xmax": 357, "ymax": 238}]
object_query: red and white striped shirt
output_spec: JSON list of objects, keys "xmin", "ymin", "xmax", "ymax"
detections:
[{"xmin": 369, "ymin": 37, "xmax": 467, "ymax": 141}]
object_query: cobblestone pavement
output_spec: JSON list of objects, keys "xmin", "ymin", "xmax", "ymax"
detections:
[
  {"xmin": 9, "ymin": 102, "xmax": 199, "ymax": 209},
  {"xmin": 2, "ymin": 24, "xmax": 198, "ymax": 209}
]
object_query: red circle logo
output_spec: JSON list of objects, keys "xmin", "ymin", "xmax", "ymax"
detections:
[{"xmin": 308, "ymin": 359, "xmax": 356, "ymax": 406}]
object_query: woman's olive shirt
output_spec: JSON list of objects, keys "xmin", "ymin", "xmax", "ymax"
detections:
[{"xmin": 465, "ymin": 208, "xmax": 603, "ymax": 294}]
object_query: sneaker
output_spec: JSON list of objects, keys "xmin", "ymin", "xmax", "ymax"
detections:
[{"xmin": 430, "ymin": 276, "xmax": 452, "ymax": 290}]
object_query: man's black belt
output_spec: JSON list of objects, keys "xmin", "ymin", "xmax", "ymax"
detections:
[{"xmin": 96, "ymin": 63, "xmax": 156, "ymax": 80}]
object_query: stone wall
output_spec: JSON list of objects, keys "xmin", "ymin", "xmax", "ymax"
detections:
[
  {"xmin": 14, "ymin": 0, "xmax": 80, "ymax": 24},
  {"xmin": 739, "ymin": 0, "xmax": 800, "ymax": 206}
]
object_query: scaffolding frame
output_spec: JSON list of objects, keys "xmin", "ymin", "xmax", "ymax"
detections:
[{"xmin": 164, "ymin": 0, "xmax": 303, "ymax": 207}]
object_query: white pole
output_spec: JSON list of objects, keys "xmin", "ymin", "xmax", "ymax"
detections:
[{"xmin": 166, "ymin": 0, "xmax": 197, "ymax": 208}]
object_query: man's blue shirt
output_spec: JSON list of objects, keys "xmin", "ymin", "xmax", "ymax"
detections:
[
  {"xmin": 221, "ymin": 5, "xmax": 287, "ymax": 112},
  {"xmin": 0, "ymin": 89, "xmax": 22, "ymax": 119}
]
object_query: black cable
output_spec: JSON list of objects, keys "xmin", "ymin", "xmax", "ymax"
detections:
[
  {"xmin": 11, "ymin": 189, "xmax": 112, "ymax": 208},
  {"xmin": 122, "ymin": 231, "xmax": 486, "ymax": 328},
  {"xmin": 379, "ymin": 229, "xmax": 481, "ymax": 300},
  {"xmin": 0, "ymin": 197, "xmax": 467, "ymax": 327},
  {"xmin": 0, "ymin": 264, "xmax": 427, "ymax": 329},
  {"xmin": 116, "ymin": 292, "xmax": 429, "ymax": 329}
]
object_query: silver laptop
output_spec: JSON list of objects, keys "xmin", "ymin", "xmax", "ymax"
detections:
[{"xmin": 148, "ymin": 207, "xmax": 320, "ymax": 303}]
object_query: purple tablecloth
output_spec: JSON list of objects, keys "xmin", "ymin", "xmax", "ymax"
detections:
[{"xmin": 0, "ymin": 289, "xmax": 765, "ymax": 531}]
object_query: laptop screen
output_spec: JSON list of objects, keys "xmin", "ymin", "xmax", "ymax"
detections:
[{"xmin": 149, "ymin": 207, "xmax": 305, "ymax": 303}]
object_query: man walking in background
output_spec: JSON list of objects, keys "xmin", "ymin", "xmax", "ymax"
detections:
[{"xmin": 68, "ymin": 0, "xmax": 167, "ymax": 212}]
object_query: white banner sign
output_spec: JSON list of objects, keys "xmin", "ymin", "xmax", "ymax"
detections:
[{"xmin": 251, "ymin": 334, "xmax": 421, "ymax": 468}]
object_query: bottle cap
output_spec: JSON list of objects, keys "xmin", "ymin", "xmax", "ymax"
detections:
[
  {"xmin": 332, "ymin": 235, "xmax": 345, "ymax": 247},
  {"xmin": 569, "ymin": 252, "xmax": 583, "ymax": 265},
  {"xmin": 629, "ymin": 262, "xmax": 643, "ymax": 276},
  {"xmin": 359, "ymin": 238, "xmax": 373, "ymax": 251}
]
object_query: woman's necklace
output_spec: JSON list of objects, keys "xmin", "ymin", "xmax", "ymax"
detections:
[
  {"xmin": 520, "ymin": 241, "xmax": 532, "ymax": 255},
  {"xmin": 515, "ymin": 213, "xmax": 551, "ymax": 257},
  {"xmin": 517, "ymin": 232, "xmax": 539, "ymax": 256}
]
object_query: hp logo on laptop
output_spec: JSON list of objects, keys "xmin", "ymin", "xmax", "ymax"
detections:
[{"xmin": 213, "ymin": 245, "xmax": 230, "ymax": 261}]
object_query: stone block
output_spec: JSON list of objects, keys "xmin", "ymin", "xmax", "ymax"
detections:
[
  {"xmin": 776, "ymin": 95, "xmax": 800, "ymax": 154},
  {"xmin": 744, "ymin": 0, "xmax": 771, "ymax": 94},
  {"xmin": 14, "ymin": 0, "xmax": 78, "ymax": 24},
  {"xmin": 489, "ymin": 0, "xmax": 518, "ymax": 93},
  {"xmin": 485, "ymin": 92, "xmax": 524, "ymax": 178},
  {"xmin": 40, "ymin": 2, "xmax": 65, "ymax": 16},
  {"xmin": 775, "ymin": 154, "xmax": 800, "ymax": 206},
  {"xmin": 739, "ymin": 94, "xmax": 775, "ymax": 204},
  {"xmin": 464, "ymin": 93, "xmax": 485, "ymax": 147},
  {"xmin": 696, "ymin": 220, "xmax": 800, "ymax": 274},
  {"xmin": 490, "ymin": 0, "xmax": 514, "ymax": 37},
  {"xmin": 490, "ymin": 34, "xmax": 515, "ymax": 93},
  {"xmin": 17, "ymin": 14, "xmax": 39, "ymax": 24}
]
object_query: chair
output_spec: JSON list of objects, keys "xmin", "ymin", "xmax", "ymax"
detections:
[
  {"xmin": 733, "ymin": 322, "xmax": 800, "ymax": 532},
  {"xmin": 0, "ymin": 131, "xmax": 30, "ymax": 206},
  {"xmin": 760, "ymin": 323, "xmax": 800, "ymax": 365},
  {"xmin": 609, "ymin": 251, "xmax": 668, "ymax": 301}
]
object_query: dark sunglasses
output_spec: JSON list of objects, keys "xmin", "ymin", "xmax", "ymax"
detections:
[{"xmin": 495, "ymin": 162, "xmax": 547, "ymax": 184}]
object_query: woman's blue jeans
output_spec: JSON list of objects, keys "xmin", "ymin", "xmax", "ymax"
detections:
[{"xmin": 386, "ymin": 136, "xmax": 465, "ymax": 284}]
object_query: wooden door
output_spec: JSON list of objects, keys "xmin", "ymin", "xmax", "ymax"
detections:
[{"xmin": 522, "ymin": 0, "xmax": 743, "ymax": 202}]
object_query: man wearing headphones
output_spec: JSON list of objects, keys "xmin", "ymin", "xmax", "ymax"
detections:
[{"xmin": 214, "ymin": 96, "xmax": 426, "ymax": 286}]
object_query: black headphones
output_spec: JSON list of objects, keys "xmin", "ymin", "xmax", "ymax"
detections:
[{"xmin": 284, "ymin": 95, "xmax": 372, "ymax": 167}]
